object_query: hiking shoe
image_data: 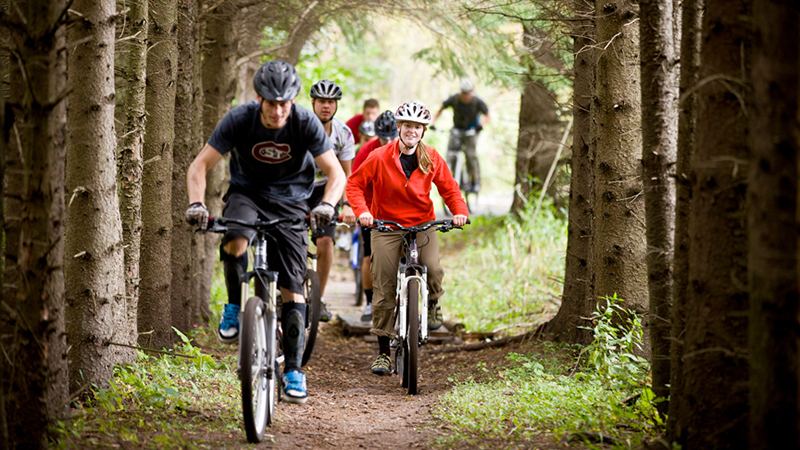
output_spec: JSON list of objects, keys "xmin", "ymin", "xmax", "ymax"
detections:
[
  {"xmin": 218, "ymin": 303, "xmax": 240, "ymax": 344},
  {"xmin": 428, "ymin": 303, "xmax": 443, "ymax": 330},
  {"xmin": 282, "ymin": 370, "xmax": 308, "ymax": 405},
  {"xmin": 319, "ymin": 299, "xmax": 332, "ymax": 322},
  {"xmin": 360, "ymin": 303, "xmax": 373, "ymax": 323},
  {"xmin": 371, "ymin": 354, "xmax": 392, "ymax": 376}
]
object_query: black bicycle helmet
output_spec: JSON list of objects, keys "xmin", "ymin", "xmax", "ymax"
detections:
[
  {"xmin": 374, "ymin": 110, "xmax": 398, "ymax": 140},
  {"xmin": 310, "ymin": 80, "xmax": 343, "ymax": 100},
  {"xmin": 253, "ymin": 60, "xmax": 301, "ymax": 101}
]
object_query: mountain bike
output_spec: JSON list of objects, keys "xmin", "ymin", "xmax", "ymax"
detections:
[
  {"xmin": 366, "ymin": 219, "xmax": 469, "ymax": 395},
  {"xmin": 202, "ymin": 215, "xmax": 320, "ymax": 443},
  {"xmin": 442, "ymin": 127, "xmax": 478, "ymax": 214}
]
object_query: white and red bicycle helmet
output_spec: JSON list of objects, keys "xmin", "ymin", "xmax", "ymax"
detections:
[{"xmin": 394, "ymin": 102, "xmax": 432, "ymax": 125}]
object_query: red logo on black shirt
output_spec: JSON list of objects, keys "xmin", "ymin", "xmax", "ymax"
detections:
[{"xmin": 252, "ymin": 142, "xmax": 292, "ymax": 163}]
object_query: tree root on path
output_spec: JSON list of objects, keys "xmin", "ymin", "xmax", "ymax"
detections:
[{"xmin": 427, "ymin": 330, "xmax": 539, "ymax": 354}]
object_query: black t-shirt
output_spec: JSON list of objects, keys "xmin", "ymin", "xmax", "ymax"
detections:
[
  {"xmin": 399, "ymin": 152, "xmax": 418, "ymax": 179},
  {"xmin": 207, "ymin": 101, "xmax": 332, "ymax": 202},
  {"xmin": 442, "ymin": 94, "xmax": 489, "ymax": 130}
]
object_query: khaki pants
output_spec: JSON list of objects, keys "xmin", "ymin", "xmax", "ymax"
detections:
[{"xmin": 370, "ymin": 228, "xmax": 444, "ymax": 338}]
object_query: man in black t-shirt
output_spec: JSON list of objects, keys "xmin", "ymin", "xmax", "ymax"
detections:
[
  {"xmin": 429, "ymin": 77, "xmax": 491, "ymax": 193},
  {"xmin": 185, "ymin": 60, "xmax": 345, "ymax": 405}
]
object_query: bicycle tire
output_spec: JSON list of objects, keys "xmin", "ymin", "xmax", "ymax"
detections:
[
  {"xmin": 301, "ymin": 269, "xmax": 322, "ymax": 367},
  {"xmin": 354, "ymin": 230, "xmax": 365, "ymax": 306},
  {"xmin": 241, "ymin": 296, "xmax": 270, "ymax": 443},
  {"xmin": 406, "ymin": 279, "xmax": 420, "ymax": 395}
]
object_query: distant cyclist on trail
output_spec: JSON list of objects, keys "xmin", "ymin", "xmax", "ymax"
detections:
[
  {"xmin": 350, "ymin": 110, "xmax": 400, "ymax": 323},
  {"xmin": 185, "ymin": 60, "xmax": 345, "ymax": 405},
  {"xmin": 429, "ymin": 77, "xmax": 491, "ymax": 194},
  {"xmin": 346, "ymin": 102, "xmax": 468, "ymax": 376},
  {"xmin": 308, "ymin": 79, "xmax": 358, "ymax": 322}
]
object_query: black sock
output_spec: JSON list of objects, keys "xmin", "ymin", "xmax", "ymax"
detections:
[
  {"xmin": 365, "ymin": 289, "xmax": 373, "ymax": 304},
  {"xmin": 378, "ymin": 336, "xmax": 390, "ymax": 356}
]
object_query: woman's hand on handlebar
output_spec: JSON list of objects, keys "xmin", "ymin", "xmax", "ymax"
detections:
[
  {"xmin": 452, "ymin": 215, "xmax": 468, "ymax": 227},
  {"xmin": 358, "ymin": 212, "xmax": 374, "ymax": 227}
]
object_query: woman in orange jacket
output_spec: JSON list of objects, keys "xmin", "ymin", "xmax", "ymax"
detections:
[{"xmin": 346, "ymin": 101, "xmax": 468, "ymax": 375}]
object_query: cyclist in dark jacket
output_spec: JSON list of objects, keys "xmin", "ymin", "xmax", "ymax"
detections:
[
  {"xmin": 185, "ymin": 60, "xmax": 345, "ymax": 405},
  {"xmin": 429, "ymin": 78, "xmax": 491, "ymax": 193}
]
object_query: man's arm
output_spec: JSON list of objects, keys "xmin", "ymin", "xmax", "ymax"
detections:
[
  {"xmin": 187, "ymin": 143, "xmax": 224, "ymax": 204},
  {"xmin": 430, "ymin": 105, "xmax": 446, "ymax": 128},
  {"xmin": 314, "ymin": 150, "xmax": 346, "ymax": 207}
]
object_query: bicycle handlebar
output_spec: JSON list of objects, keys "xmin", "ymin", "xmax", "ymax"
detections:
[
  {"xmin": 365, "ymin": 219, "xmax": 470, "ymax": 234},
  {"xmin": 199, "ymin": 214, "xmax": 349, "ymax": 233}
]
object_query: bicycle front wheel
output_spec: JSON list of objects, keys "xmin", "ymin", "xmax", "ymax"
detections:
[
  {"xmin": 302, "ymin": 269, "xmax": 322, "ymax": 367},
  {"xmin": 406, "ymin": 279, "xmax": 420, "ymax": 395},
  {"xmin": 241, "ymin": 296, "xmax": 271, "ymax": 443}
]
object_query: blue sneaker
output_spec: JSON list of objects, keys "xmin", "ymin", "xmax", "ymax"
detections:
[
  {"xmin": 218, "ymin": 303, "xmax": 240, "ymax": 344},
  {"xmin": 282, "ymin": 370, "xmax": 308, "ymax": 405}
]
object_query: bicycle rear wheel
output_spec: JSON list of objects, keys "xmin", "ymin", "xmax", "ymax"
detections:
[
  {"xmin": 241, "ymin": 296, "xmax": 271, "ymax": 443},
  {"xmin": 301, "ymin": 269, "xmax": 321, "ymax": 367},
  {"xmin": 406, "ymin": 279, "xmax": 420, "ymax": 395}
]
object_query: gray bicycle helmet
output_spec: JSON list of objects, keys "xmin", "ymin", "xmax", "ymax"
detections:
[
  {"xmin": 359, "ymin": 120, "xmax": 376, "ymax": 138},
  {"xmin": 310, "ymin": 79, "xmax": 343, "ymax": 100},
  {"xmin": 374, "ymin": 110, "xmax": 398, "ymax": 140},
  {"xmin": 253, "ymin": 60, "xmax": 301, "ymax": 101}
]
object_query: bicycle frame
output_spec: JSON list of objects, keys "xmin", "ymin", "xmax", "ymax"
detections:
[{"xmin": 239, "ymin": 236, "xmax": 281, "ymax": 369}]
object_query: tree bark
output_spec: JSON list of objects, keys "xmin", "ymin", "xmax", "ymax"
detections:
[
  {"xmin": 119, "ymin": 0, "xmax": 148, "ymax": 355},
  {"xmin": 171, "ymin": 0, "xmax": 199, "ymax": 334},
  {"xmin": 591, "ymin": 0, "xmax": 648, "ymax": 352},
  {"xmin": 539, "ymin": 0, "xmax": 594, "ymax": 345},
  {"xmin": 676, "ymin": 0, "xmax": 751, "ymax": 447},
  {"xmin": 666, "ymin": 0, "xmax": 702, "ymax": 439},
  {"xmin": 139, "ymin": 0, "xmax": 178, "ymax": 349},
  {"xmin": 198, "ymin": 2, "xmax": 238, "ymax": 315},
  {"xmin": 510, "ymin": 21, "xmax": 565, "ymax": 216},
  {"xmin": 65, "ymin": 0, "xmax": 130, "ymax": 391},
  {"xmin": 639, "ymin": 0, "xmax": 679, "ymax": 416},
  {"xmin": 0, "ymin": 1, "xmax": 69, "ymax": 446},
  {"xmin": 747, "ymin": 0, "xmax": 798, "ymax": 447}
]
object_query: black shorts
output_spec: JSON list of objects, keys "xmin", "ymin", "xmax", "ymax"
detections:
[
  {"xmin": 221, "ymin": 188, "xmax": 308, "ymax": 295},
  {"xmin": 361, "ymin": 226, "xmax": 372, "ymax": 257},
  {"xmin": 306, "ymin": 184, "xmax": 340, "ymax": 244}
]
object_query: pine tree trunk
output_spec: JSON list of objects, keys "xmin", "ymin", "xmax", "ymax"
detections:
[
  {"xmin": 747, "ymin": 0, "xmax": 798, "ymax": 447},
  {"xmin": 667, "ymin": 0, "xmax": 702, "ymax": 439},
  {"xmin": 119, "ymin": 0, "xmax": 148, "ymax": 355},
  {"xmin": 0, "ymin": 1, "xmax": 69, "ymax": 446},
  {"xmin": 198, "ymin": 3, "xmax": 238, "ymax": 314},
  {"xmin": 640, "ymin": 0, "xmax": 679, "ymax": 415},
  {"xmin": 190, "ymin": 4, "xmax": 208, "ymax": 325},
  {"xmin": 676, "ymin": 0, "xmax": 751, "ymax": 447},
  {"xmin": 65, "ymin": 0, "xmax": 130, "ymax": 390},
  {"xmin": 139, "ymin": 0, "xmax": 177, "ymax": 349},
  {"xmin": 591, "ymin": 0, "xmax": 648, "ymax": 348},
  {"xmin": 171, "ymin": 0, "xmax": 199, "ymax": 334},
  {"xmin": 510, "ymin": 22, "xmax": 565, "ymax": 215},
  {"xmin": 539, "ymin": 0, "xmax": 594, "ymax": 345}
]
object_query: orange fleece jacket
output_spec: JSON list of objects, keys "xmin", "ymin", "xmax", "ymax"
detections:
[{"xmin": 346, "ymin": 140, "xmax": 468, "ymax": 226}]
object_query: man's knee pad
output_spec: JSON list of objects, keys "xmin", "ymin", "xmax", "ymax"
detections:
[
  {"xmin": 221, "ymin": 249, "xmax": 248, "ymax": 306},
  {"xmin": 281, "ymin": 302, "xmax": 307, "ymax": 371}
]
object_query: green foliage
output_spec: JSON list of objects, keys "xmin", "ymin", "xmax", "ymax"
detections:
[
  {"xmin": 439, "ymin": 200, "xmax": 567, "ymax": 334},
  {"xmin": 578, "ymin": 294, "xmax": 650, "ymax": 392},
  {"xmin": 434, "ymin": 301, "xmax": 663, "ymax": 449},
  {"xmin": 51, "ymin": 328, "xmax": 240, "ymax": 449}
]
